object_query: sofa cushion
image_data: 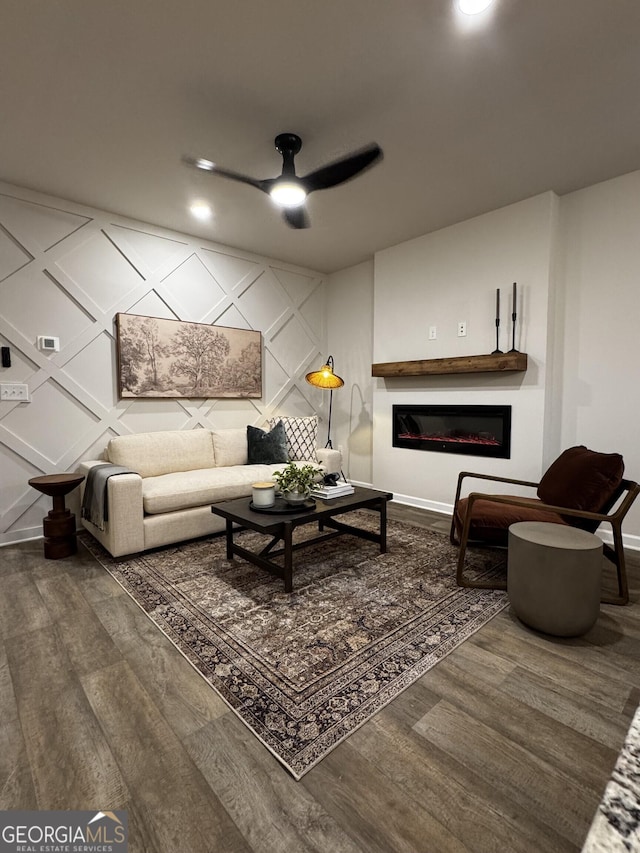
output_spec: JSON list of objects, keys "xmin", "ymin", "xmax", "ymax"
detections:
[
  {"xmin": 142, "ymin": 464, "xmax": 282, "ymax": 514},
  {"xmin": 106, "ymin": 429, "xmax": 215, "ymax": 478},
  {"xmin": 537, "ymin": 445, "xmax": 624, "ymax": 512},
  {"xmin": 211, "ymin": 428, "xmax": 248, "ymax": 467},
  {"xmin": 247, "ymin": 421, "xmax": 288, "ymax": 464},
  {"xmin": 268, "ymin": 415, "xmax": 318, "ymax": 462}
]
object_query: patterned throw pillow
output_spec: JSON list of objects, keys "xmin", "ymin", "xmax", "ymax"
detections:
[
  {"xmin": 267, "ymin": 415, "xmax": 318, "ymax": 462},
  {"xmin": 247, "ymin": 421, "xmax": 289, "ymax": 465}
]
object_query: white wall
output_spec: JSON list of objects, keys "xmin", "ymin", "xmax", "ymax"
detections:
[
  {"xmin": 326, "ymin": 260, "xmax": 374, "ymax": 485},
  {"xmin": 0, "ymin": 183, "xmax": 327, "ymax": 544},
  {"xmin": 371, "ymin": 192, "xmax": 558, "ymax": 511},
  {"xmin": 556, "ymin": 171, "xmax": 640, "ymax": 536}
]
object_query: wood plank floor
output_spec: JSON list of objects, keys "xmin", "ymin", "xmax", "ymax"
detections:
[{"xmin": 2, "ymin": 505, "xmax": 639, "ymax": 853}]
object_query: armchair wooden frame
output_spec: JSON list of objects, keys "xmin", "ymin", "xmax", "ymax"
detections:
[{"xmin": 450, "ymin": 470, "xmax": 640, "ymax": 606}]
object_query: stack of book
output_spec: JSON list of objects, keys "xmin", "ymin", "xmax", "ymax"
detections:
[{"xmin": 310, "ymin": 480, "xmax": 355, "ymax": 499}]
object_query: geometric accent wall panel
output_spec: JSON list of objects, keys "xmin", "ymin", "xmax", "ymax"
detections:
[
  {"xmin": 1, "ymin": 267, "xmax": 94, "ymax": 346},
  {"xmin": 200, "ymin": 249, "xmax": 261, "ymax": 290},
  {"xmin": 201, "ymin": 398, "xmax": 261, "ymax": 430},
  {"xmin": 299, "ymin": 285, "xmax": 326, "ymax": 338},
  {"xmin": 109, "ymin": 225, "xmax": 189, "ymax": 272},
  {"xmin": 0, "ymin": 180, "xmax": 326, "ymax": 543},
  {"xmin": 262, "ymin": 349, "xmax": 291, "ymax": 409},
  {"xmin": 161, "ymin": 254, "xmax": 227, "ymax": 320},
  {"xmin": 272, "ymin": 266, "xmax": 317, "ymax": 306},
  {"xmin": 0, "ymin": 227, "xmax": 32, "ymax": 281},
  {"xmin": 237, "ymin": 271, "xmax": 289, "ymax": 331},
  {"xmin": 209, "ymin": 303, "xmax": 251, "ymax": 331},
  {"xmin": 127, "ymin": 290, "xmax": 179, "ymax": 322},
  {"xmin": 1, "ymin": 445, "xmax": 43, "ymax": 517},
  {"xmin": 64, "ymin": 332, "xmax": 118, "ymax": 411},
  {"xmin": 0, "ymin": 194, "xmax": 90, "ymax": 252},
  {"xmin": 55, "ymin": 231, "xmax": 144, "ymax": 312},
  {"xmin": 117, "ymin": 400, "xmax": 195, "ymax": 436},
  {"xmin": 270, "ymin": 314, "xmax": 316, "ymax": 376},
  {"xmin": 2, "ymin": 379, "xmax": 97, "ymax": 465}
]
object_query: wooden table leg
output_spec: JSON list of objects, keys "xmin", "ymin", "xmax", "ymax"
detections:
[
  {"xmin": 225, "ymin": 518, "xmax": 234, "ymax": 560},
  {"xmin": 283, "ymin": 522, "xmax": 293, "ymax": 592},
  {"xmin": 379, "ymin": 498, "xmax": 387, "ymax": 553}
]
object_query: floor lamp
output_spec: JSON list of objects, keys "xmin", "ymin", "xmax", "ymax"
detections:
[{"xmin": 305, "ymin": 355, "xmax": 344, "ymax": 448}]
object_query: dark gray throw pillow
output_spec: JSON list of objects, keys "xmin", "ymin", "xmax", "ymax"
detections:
[{"xmin": 247, "ymin": 421, "xmax": 289, "ymax": 464}]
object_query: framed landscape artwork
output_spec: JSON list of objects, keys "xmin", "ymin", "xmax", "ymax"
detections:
[{"xmin": 116, "ymin": 313, "xmax": 262, "ymax": 399}]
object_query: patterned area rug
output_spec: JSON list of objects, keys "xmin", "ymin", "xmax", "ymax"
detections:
[{"xmin": 81, "ymin": 512, "xmax": 508, "ymax": 779}]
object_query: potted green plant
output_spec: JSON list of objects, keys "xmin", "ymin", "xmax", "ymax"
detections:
[{"xmin": 272, "ymin": 462, "xmax": 322, "ymax": 505}]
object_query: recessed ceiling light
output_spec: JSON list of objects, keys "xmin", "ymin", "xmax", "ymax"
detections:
[
  {"xmin": 457, "ymin": 0, "xmax": 495, "ymax": 14},
  {"xmin": 189, "ymin": 200, "xmax": 212, "ymax": 220}
]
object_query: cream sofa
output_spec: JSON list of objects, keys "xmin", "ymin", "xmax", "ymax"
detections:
[{"xmin": 77, "ymin": 428, "xmax": 340, "ymax": 557}]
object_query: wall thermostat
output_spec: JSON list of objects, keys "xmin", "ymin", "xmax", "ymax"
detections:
[{"xmin": 37, "ymin": 336, "xmax": 60, "ymax": 352}]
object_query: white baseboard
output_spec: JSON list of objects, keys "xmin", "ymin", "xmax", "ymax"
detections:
[
  {"xmin": 597, "ymin": 530, "xmax": 640, "ymax": 552},
  {"xmin": 388, "ymin": 491, "xmax": 453, "ymax": 518},
  {"xmin": 350, "ymin": 481, "xmax": 451, "ymax": 517},
  {"xmin": 0, "ymin": 527, "xmax": 43, "ymax": 547}
]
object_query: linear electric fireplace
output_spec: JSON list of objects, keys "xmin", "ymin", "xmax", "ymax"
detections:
[{"xmin": 393, "ymin": 404, "xmax": 512, "ymax": 459}]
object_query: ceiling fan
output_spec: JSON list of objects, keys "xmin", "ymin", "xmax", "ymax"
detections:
[{"xmin": 183, "ymin": 133, "xmax": 383, "ymax": 229}]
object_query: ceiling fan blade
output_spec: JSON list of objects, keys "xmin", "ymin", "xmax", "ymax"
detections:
[
  {"xmin": 182, "ymin": 155, "xmax": 268, "ymax": 192},
  {"xmin": 283, "ymin": 206, "xmax": 310, "ymax": 229},
  {"xmin": 300, "ymin": 143, "xmax": 383, "ymax": 194}
]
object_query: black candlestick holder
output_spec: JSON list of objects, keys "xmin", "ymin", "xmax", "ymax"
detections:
[
  {"xmin": 491, "ymin": 318, "xmax": 503, "ymax": 354},
  {"xmin": 509, "ymin": 310, "xmax": 519, "ymax": 352}
]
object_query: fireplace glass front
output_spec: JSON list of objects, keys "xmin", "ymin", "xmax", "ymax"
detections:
[{"xmin": 392, "ymin": 404, "xmax": 512, "ymax": 459}]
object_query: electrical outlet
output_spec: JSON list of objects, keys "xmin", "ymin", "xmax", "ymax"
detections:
[
  {"xmin": 457, "ymin": 321, "xmax": 467, "ymax": 337},
  {"xmin": 428, "ymin": 326, "xmax": 437, "ymax": 340},
  {"xmin": 0, "ymin": 383, "xmax": 30, "ymax": 401}
]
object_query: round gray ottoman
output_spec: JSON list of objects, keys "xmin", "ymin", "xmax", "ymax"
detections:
[{"xmin": 508, "ymin": 521, "xmax": 603, "ymax": 637}]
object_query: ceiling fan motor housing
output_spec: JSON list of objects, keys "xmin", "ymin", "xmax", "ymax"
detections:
[{"xmin": 274, "ymin": 133, "xmax": 302, "ymax": 175}]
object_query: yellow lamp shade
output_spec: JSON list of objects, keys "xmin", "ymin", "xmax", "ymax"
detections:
[{"xmin": 305, "ymin": 360, "xmax": 344, "ymax": 389}]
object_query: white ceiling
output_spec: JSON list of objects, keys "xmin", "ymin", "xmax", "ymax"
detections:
[{"xmin": 2, "ymin": 0, "xmax": 640, "ymax": 274}]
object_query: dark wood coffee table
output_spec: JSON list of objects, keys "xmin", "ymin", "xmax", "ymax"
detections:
[{"xmin": 210, "ymin": 486, "xmax": 393, "ymax": 592}]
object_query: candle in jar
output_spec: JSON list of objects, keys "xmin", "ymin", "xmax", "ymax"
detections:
[{"xmin": 252, "ymin": 482, "xmax": 276, "ymax": 507}]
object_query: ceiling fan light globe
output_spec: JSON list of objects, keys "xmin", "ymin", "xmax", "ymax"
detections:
[
  {"xmin": 270, "ymin": 182, "xmax": 307, "ymax": 208},
  {"xmin": 456, "ymin": 0, "xmax": 495, "ymax": 13}
]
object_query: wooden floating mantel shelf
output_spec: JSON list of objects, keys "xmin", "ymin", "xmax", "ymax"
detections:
[{"xmin": 371, "ymin": 352, "xmax": 528, "ymax": 378}]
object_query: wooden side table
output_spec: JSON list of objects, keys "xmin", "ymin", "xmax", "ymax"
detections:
[{"xmin": 28, "ymin": 473, "xmax": 85, "ymax": 559}]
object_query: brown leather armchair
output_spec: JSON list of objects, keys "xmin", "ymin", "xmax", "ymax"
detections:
[{"xmin": 450, "ymin": 445, "xmax": 639, "ymax": 605}]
